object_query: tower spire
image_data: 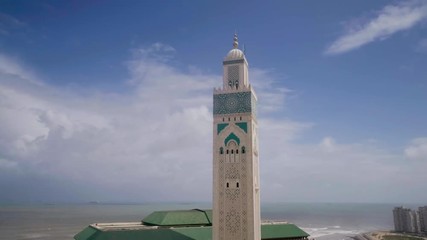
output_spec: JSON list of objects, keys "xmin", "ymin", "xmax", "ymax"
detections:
[{"xmin": 233, "ymin": 33, "xmax": 239, "ymax": 49}]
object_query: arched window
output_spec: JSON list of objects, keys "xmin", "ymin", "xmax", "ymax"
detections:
[
  {"xmin": 242, "ymin": 146, "xmax": 246, "ymax": 154},
  {"xmin": 220, "ymin": 147, "xmax": 224, "ymax": 154},
  {"xmin": 236, "ymin": 149, "xmax": 239, "ymax": 154},
  {"xmin": 240, "ymin": 116, "xmax": 242, "ymax": 121},
  {"xmin": 226, "ymin": 150, "xmax": 229, "ymax": 154},
  {"xmin": 226, "ymin": 183, "xmax": 229, "ymax": 188},
  {"xmin": 236, "ymin": 182, "xmax": 239, "ymax": 188},
  {"xmin": 231, "ymin": 149, "xmax": 234, "ymax": 154}
]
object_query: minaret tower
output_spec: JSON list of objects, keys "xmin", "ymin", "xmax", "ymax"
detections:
[{"xmin": 213, "ymin": 34, "xmax": 261, "ymax": 240}]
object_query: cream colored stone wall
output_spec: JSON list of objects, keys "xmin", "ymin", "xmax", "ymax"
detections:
[{"xmin": 213, "ymin": 44, "xmax": 260, "ymax": 240}]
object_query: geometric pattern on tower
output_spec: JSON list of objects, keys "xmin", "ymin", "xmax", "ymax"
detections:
[
  {"xmin": 225, "ymin": 188, "xmax": 240, "ymax": 201},
  {"xmin": 213, "ymin": 92, "xmax": 252, "ymax": 115},
  {"xmin": 225, "ymin": 165, "xmax": 239, "ymax": 179},
  {"xmin": 225, "ymin": 208, "xmax": 241, "ymax": 234}
]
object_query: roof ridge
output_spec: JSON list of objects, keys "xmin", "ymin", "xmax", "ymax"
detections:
[{"xmin": 191, "ymin": 209, "xmax": 211, "ymax": 225}]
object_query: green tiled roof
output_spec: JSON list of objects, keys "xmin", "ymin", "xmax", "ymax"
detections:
[
  {"xmin": 261, "ymin": 224, "xmax": 309, "ymax": 239},
  {"xmin": 75, "ymin": 223, "xmax": 308, "ymax": 240},
  {"xmin": 75, "ymin": 226, "xmax": 212, "ymax": 240},
  {"xmin": 74, "ymin": 226, "xmax": 99, "ymax": 240},
  {"xmin": 75, "ymin": 209, "xmax": 309, "ymax": 240},
  {"xmin": 142, "ymin": 209, "xmax": 212, "ymax": 226},
  {"xmin": 168, "ymin": 227, "xmax": 212, "ymax": 240}
]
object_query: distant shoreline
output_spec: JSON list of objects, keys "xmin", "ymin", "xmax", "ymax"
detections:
[{"xmin": 352, "ymin": 231, "xmax": 427, "ymax": 240}]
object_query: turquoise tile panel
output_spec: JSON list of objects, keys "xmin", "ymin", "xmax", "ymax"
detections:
[
  {"xmin": 224, "ymin": 133, "xmax": 240, "ymax": 146},
  {"xmin": 213, "ymin": 92, "xmax": 252, "ymax": 115},
  {"xmin": 217, "ymin": 123, "xmax": 229, "ymax": 135},
  {"xmin": 235, "ymin": 122, "xmax": 247, "ymax": 133}
]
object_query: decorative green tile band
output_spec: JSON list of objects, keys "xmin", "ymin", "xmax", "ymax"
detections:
[
  {"xmin": 223, "ymin": 59, "xmax": 244, "ymax": 65},
  {"xmin": 217, "ymin": 123, "xmax": 229, "ymax": 135},
  {"xmin": 213, "ymin": 91, "xmax": 253, "ymax": 115},
  {"xmin": 235, "ymin": 122, "xmax": 248, "ymax": 133},
  {"xmin": 225, "ymin": 132, "xmax": 240, "ymax": 146}
]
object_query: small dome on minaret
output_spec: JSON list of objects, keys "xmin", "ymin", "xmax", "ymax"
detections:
[{"xmin": 225, "ymin": 34, "xmax": 244, "ymax": 60}]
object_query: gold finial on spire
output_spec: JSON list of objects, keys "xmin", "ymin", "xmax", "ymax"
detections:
[{"xmin": 233, "ymin": 33, "xmax": 238, "ymax": 49}]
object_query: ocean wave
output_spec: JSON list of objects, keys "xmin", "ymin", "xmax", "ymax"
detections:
[
  {"xmin": 302, "ymin": 226, "xmax": 364, "ymax": 239},
  {"xmin": 19, "ymin": 233, "xmax": 51, "ymax": 239}
]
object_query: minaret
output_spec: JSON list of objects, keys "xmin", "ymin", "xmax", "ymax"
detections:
[{"xmin": 213, "ymin": 34, "xmax": 261, "ymax": 240}]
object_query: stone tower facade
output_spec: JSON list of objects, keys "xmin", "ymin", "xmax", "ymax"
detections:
[{"xmin": 212, "ymin": 35, "xmax": 261, "ymax": 240}]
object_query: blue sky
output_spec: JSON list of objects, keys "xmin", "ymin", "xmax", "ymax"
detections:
[{"xmin": 0, "ymin": 0, "xmax": 426, "ymax": 203}]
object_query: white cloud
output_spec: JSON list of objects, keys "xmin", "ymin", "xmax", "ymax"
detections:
[
  {"xmin": 0, "ymin": 54, "xmax": 40, "ymax": 84},
  {"xmin": 405, "ymin": 137, "xmax": 427, "ymax": 160},
  {"xmin": 260, "ymin": 136, "xmax": 427, "ymax": 203},
  {"xmin": 319, "ymin": 136, "xmax": 336, "ymax": 152},
  {"xmin": 0, "ymin": 44, "xmax": 426, "ymax": 203},
  {"xmin": 0, "ymin": 45, "xmax": 218, "ymax": 201},
  {"xmin": 325, "ymin": 0, "xmax": 427, "ymax": 55},
  {"xmin": 250, "ymin": 68, "xmax": 292, "ymax": 113},
  {"xmin": 132, "ymin": 42, "xmax": 176, "ymax": 63}
]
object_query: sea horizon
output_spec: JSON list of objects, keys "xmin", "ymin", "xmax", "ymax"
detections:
[
  {"xmin": 1, "ymin": 200, "xmax": 424, "ymax": 205},
  {"xmin": 0, "ymin": 201, "xmax": 413, "ymax": 240}
]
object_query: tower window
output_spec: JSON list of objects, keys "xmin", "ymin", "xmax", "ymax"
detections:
[
  {"xmin": 236, "ymin": 149, "xmax": 239, "ymax": 154},
  {"xmin": 236, "ymin": 182, "xmax": 239, "ymax": 188},
  {"xmin": 242, "ymin": 146, "xmax": 246, "ymax": 154},
  {"xmin": 226, "ymin": 183, "xmax": 229, "ymax": 188},
  {"xmin": 226, "ymin": 150, "xmax": 229, "ymax": 154},
  {"xmin": 231, "ymin": 149, "xmax": 234, "ymax": 154},
  {"xmin": 228, "ymin": 65, "xmax": 239, "ymax": 89},
  {"xmin": 220, "ymin": 147, "xmax": 224, "ymax": 154},
  {"xmin": 234, "ymin": 117, "xmax": 236, "ymax": 121},
  {"xmin": 223, "ymin": 117, "xmax": 225, "ymax": 122},
  {"xmin": 228, "ymin": 117, "xmax": 230, "ymax": 121},
  {"xmin": 240, "ymin": 116, "xmax": 242, "ymax": 120}
]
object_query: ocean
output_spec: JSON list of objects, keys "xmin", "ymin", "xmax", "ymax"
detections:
[{"xmin": 0, "ymin": 202, "xmax": 402, "ymax": 240}]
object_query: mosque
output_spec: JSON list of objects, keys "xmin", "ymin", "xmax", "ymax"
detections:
[{"xmin": 74, "ymin": 35, "xmax": 309, "ymax": 240}]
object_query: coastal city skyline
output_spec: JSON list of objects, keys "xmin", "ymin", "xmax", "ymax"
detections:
[
  {"xmin": 0, "ymin": 0, "xmax": 426, "ymax": 203},
  {"xmin": 393, "ymin": 205, "xmax": 427, "ymax": 234}
]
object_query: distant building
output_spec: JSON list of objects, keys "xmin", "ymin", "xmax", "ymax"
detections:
[
  {"xmin": 393, "ymin": 206, "xmax": 418, "ymax": 233},
  {"xmin": 419, "ymin": 206, "xmax": 427, "ymax": 233}
]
